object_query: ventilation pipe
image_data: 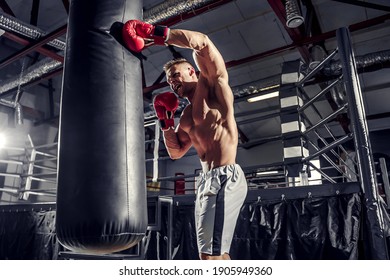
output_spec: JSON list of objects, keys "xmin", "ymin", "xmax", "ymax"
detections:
[
  {"xmin": 0, "ymin": 11, "xmax": 65, "ymax": 97},
  {"xmin": 0, "ymin": 11, "xmax": 66, "ymax": 50},
  {"xmin": 0, "ymin": 97, "xmax": 24, "ymax": 125},
  {"xmin": 14, "ymin": 102, "xmax": 23, "ymax": 125},
  {"xmin": 0, "ymin": 2, "xmax": 389, "ymax": 98},
  {"xmin": 285, "ymin": 0, "xmax": 304, "ymax": 28},
  {"xmin": 0, "ymin": 0, "xmax": 220, "ymax": 96},
  {"xmin": 144, "ymin": 0, "xmax": 217, "ymax": 24},
  {"xmin": 323, "ymin": 49, "xmax": 390, "ymax": 76},
  {"xmin": 231, "ymin": 75, "xmax": 281, "ymax": 98},
  {"xmin": 208, "ymin": 49, "xmax": 390, "ymax": 100},
  {"xmin": 0, "ymin": 57, "xmax": 62, "ymax": 95}
]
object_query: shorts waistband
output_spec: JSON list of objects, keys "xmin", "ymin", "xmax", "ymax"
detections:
[{"xmin": 198, "ymin": 164, "xmax": 242, "ymax": 182}]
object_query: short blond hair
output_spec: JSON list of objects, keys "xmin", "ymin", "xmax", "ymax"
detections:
[{"xmin": 163, "ymin": 58, "xmax": 193, "ymax": 73}]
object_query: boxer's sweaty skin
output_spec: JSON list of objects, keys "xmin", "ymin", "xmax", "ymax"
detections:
[
  {"xmin": 159, "ymin": 30, "xmax": 244, "ymax": 260},
  {"xmin": 162, "ymin": 30, "xmax": 238, "ymax": 173}
]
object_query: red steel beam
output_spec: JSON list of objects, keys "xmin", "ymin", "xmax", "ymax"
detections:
[
  {"xmin": 0, "ymin": 66, "xmax": 64, "ymax": 98},
  {"xmin": 0, "ymin": 24, "xmax": 66, "ymax": 69},
  {"xmin": 144, "ymin": 13, "xmax": 390, "ymax": 94},
  {"xmin": 4, "ymin": 3, "xmax": 389, "ymax": 97},
  {"xmin": 3, "ymin": 0, "xmax": 232, "ymax": 64},
  {"xmin": 228, "ymin": 13, "xmax": 390, "ymax": 66},
  {"xmin": 2, "ymin": 0, "xmax": 234, "ymax": 95},
  {"xmin": 2, "ymin": 31, "xmax": 64, "ymax": 62}
]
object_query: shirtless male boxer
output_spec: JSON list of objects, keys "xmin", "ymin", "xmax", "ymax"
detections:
[{"xmin": 122, "ymin": 20, "xmax": 248, "ymax": 260}]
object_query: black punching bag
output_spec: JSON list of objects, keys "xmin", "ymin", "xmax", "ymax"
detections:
[{"xmin": 56, "ymin": 0, "xmax": 147, "ymax": 253}]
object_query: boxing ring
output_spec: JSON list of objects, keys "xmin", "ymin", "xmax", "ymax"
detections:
[
  {"xmin": 141, "ymin": 28, "xmax": 390, "ymax": 260},
  {"xmin": 0, "ymin": 3, "xmax": 389, "ymax": 259}
]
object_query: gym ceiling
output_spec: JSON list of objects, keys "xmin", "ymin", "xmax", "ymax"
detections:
[{"xmin": 0, "ymin": 0, "xmax": 389, "ymax": 145}]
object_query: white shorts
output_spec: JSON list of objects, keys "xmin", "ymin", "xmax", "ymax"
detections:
[{"xmin": 195, "ymin": 164, "xmax": 248, "ymax": 256}]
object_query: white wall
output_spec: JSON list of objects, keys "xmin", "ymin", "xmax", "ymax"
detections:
[{"xmin": 237, "ymin": 140, "xmax": 283, "ymax": 168}]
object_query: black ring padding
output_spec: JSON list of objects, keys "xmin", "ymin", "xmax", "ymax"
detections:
[{"xmin": 154, "ymin": 25, "xmax": 167, "ymax": 37}]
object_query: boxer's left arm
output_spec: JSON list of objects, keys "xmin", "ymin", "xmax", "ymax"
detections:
[
  {"xmin": 163, "ymin": 124, "xmax": 192, "ymax": 160},
  {"xmin": 122, "ymin": 19, "xmax": 169, "ymax": 52},
  {"xmin": 166, "ymin": 29, "xmax": 234, "ymax": 115}
]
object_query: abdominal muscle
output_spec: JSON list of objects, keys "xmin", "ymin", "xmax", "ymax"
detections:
[
  {"xmin": 180, "ymin": 108, "xmax": 238, "ymax": 173},
  {"xmin": 196, "ymin": 130, "xmax": 237, "ymax": 173}
]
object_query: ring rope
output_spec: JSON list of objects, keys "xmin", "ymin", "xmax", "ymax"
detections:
[{"xmin": 152, "ymin": 121, "xmax": 160, "ymax": 182}]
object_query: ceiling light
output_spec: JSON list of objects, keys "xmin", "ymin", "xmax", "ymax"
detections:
[
  {"xmin": 247, "ymin": 91, "xmax": 279, "ymax": 103},
  {"xmin": 256, "ymin": 170, "xmax": 279, "ymax": 176}
]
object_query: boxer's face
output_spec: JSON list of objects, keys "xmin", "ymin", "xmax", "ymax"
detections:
[{"xmin": 166, "ymin": 63, "xmax": 195, "ymax": 98}]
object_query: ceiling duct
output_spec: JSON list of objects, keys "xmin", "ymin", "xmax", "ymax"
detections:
[
  {"xmin": 0, "ymin": 11, "xmax": 66, "ymax": 51},
  {"xmin": 1, "ymin": 2, "xmax": 389, "ymax": 102},
  {"xmin": 0, "ymin": 11, "xmax": 65, "ymax": 97},
  {"xmin": 225, "ymin": 49, "xmax": 390, "ymax": 102},
  {"xmin": 285, "ymin": 0, "xmax": 304, "ymax": 28},
  {"xmin": 231, "ymin": 75, "xmax": 281, "ymax": 98},
  {"xmin": 0, "ymin": 57, "xmax": 62, "ymax": 95},
  {"xmin": 322, "ymin": 49, "xmax": 390, "ymax": 76},
  {"xmin": 0, "ymin": 0, "xmax": 221, "ymax": 97},
  {"xmin": 144, "ymin": 0, "xmax": 216, "ymax": 24}
]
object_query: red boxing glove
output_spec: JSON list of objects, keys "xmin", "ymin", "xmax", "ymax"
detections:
[
  {"xmin": 122, "ymin": 19, "xmax": 169, "ymax": 52},
  {"xmin": 153, "ymin": 92, "xmax": 179, "ymax": 131}
]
